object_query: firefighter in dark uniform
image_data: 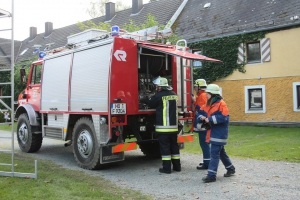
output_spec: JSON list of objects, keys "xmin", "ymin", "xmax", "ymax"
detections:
[{"xmin": 144, "ymin": 76, "xmax": 181, "ymax": 174}]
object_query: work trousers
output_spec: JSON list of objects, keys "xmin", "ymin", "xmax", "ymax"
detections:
[
  {"xmin": 157, "ymin": 133, "xmax": 180, "ymax": 171},
  {"xmin": 207, "ymin": 144, "xmax": 235, "ymax": 179},
  {"xmin": 196, "ymin": 131, "xmax": 211, "ymax": 167}
]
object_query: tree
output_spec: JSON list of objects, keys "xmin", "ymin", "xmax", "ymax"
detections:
[
  {"xmin": 77, "ymin": 13, "xmax": 181, "ymax": 44},
  {"xmin": 87, "ymin": 0, "xmax": 130, "ymax": 18},
  {"xmin": 0, "ymin": 56, "xmax": 35, "ymax": 110}
]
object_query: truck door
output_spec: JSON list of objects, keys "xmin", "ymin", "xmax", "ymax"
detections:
[
  {"xmin": 26, "ymin": 63, "xmax": 42, "ymax": 111},
  {"xmin": 138, "ymin": 42, "xmax": 221, "ymax": 113}
]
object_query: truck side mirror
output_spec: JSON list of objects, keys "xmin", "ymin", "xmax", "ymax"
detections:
[{"xmin": 20, "ymin": 68, "xmax": 26, "ymax": 83}]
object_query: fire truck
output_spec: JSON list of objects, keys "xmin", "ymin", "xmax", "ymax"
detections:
[{"xmin": 15, "ymin": 28, "xmax": 221, "ymax": 170}]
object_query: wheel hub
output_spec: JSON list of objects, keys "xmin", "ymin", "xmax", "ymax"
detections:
[
  {"xmin": 77, "ymin": 130, "xmax": 93, "ymax": 158},
  {"xmin": 18, "ymin": 123, "xmax": 28, "ymax": 144}
]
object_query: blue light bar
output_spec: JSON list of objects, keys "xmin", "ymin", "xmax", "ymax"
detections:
[{"xmin": 111, "ymin": 25, "xmax": 120, "ymax": 36}]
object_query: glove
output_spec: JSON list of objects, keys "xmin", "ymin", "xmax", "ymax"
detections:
[{"xmin": 201, "ymin": 121, "xmax": 211, "ymax": 130}]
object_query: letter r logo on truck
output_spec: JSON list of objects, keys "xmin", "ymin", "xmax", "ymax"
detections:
[{"xmin": 114, "ymin": 50, "xmax": 127, "ymax": 61}]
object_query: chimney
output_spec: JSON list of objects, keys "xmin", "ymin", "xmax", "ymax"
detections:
[
  {"xmin": 132, "ymin": 0, "xmax": 143, "ymax": 15},
  {"xmin": 105, "ymin": 2, "xmax": 115, "ymax": 21},
  {"xmin": 29, "ymin": 27, "xmax": 37, "ymax": 40},
  {"xmin": 44, "ymin": 22, "xmax": 53, "ymax": 37}
]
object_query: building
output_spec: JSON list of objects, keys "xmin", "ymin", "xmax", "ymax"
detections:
[
  {"xmin": 175, "ymin": 0, "xmax": 300, "ymax": 124},
  {"xmin": 0, "ymin": 0, "xmax": 186, "ymax": 64},
  {"xmin": 1, "ymin": 0, "xmax": 299, "ymax": 123}
]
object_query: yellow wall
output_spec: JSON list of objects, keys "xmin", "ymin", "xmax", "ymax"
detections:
[
  {"xmin": 215, "ymin": 77, "xmax": 299, "ymax": 122},
  {"xmin": 224, "ymin": 27, "xmax": 300, "ymax": 81},
  {"xmin": 214, "ymin": 27, "xmax": 300, "ymax": 122}
]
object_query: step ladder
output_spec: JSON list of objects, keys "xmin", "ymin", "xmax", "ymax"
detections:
[
  {"xmin": 175, "ymin": 40, "xmax": 194, "ymax": 134},
  {"xmin": 0, "ymin": 3, "xmax": 37, "ymax": 179},
  {"xmin": 176, "ymin": 39, "xmax": 194, "ymax": 112}
]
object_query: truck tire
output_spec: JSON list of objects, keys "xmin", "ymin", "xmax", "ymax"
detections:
[
  {"xmin": 17, "ymin": 113, "xmax": 43, "ymax": 153},
  {"xmin": 139, "ymin": 141, "xmax": 161, "ymax": 158},
  {"xmin": 72, "ymin": 117, "xmax": 101, "ymax": 170}
]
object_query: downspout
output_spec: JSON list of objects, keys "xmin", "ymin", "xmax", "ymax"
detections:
[{"xmin": 164, "ymin": 0, "xmax": 189, "ymax": 29}]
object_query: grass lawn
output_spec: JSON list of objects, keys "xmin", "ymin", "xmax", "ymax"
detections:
[
  {"xmin": 0, "ymin": 122, "xmax": 17, "ymax": 131},
  {"xmin": 0, "ymin": 124, "xmax": 299, "ymax": 199},
  {"xmin": 0, "ymin": 153, "xmax": 153, "ymax": 200},
  {"xmin": 182, "ymin": 125, "xmax": 300, "ymax": 163}
]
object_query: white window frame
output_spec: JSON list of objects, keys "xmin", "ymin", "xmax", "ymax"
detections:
[
  {"xmin": 293, "ymin": 82, "xmax": 300, "ymax": 112},
  {"xmin": 244, "ymin": 85, "xmax": 266, "ymax": 113}
]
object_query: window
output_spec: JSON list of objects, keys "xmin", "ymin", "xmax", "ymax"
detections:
[
  {"xmin": 246, "ymin": 42, "xmax": 261, "ymax": 63},
  {"xmin": 245, "ymin": 85, "xmax": 266, "ymax": 113},
  {"xmin": 237, "ymin": 38, "xmax": 271, "ymax": 64},
  {"xmin": 193, "ymin": 51, "xmax": 202, "ymax": 67},
  {"xmin": 293, "ymin": 82, "xmax": 300, "ymax": 112},
  {"xmin": 30, "ymin": 64, "xmax": 42, "ymax": 85},
  {"xmin": 219, "ymin": 87, "xmax": 222, "ymax": 96}
]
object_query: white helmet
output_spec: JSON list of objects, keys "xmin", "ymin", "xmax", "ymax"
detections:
[
  {"xmin": 152, "ymin": 76, "xmax": 169, "ymax": 86},
  {"xmin": 195, "ymin": 79, "xmax": 207, "ymax": 87},
  {"xmin": 205, "ymin": 84, "xmax": 220, "ymax": 94}
]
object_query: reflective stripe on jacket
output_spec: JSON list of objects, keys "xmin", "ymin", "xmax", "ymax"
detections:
[
  {"xmin": 198, "ymin": 99, "xmax": 229, "ymax": 145},
  {"xmin": 146, "ymin": 89, "xmax": 178, "ymax": 133}
]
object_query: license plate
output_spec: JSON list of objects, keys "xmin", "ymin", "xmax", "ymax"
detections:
[{"xmin": 110, "ymin": 103, "xmax": 126, "ymax": 114}]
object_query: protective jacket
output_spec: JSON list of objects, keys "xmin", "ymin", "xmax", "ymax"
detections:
[
  {"xmin": 194, "ymin": 90, "xmax": 207, "ymax": 108},
  {"xmin": 193, "ymin": 90, "xmax": 207, "ymax": 131},
  {"xmin": 197, "ymin": 99, "xmax": 229, "ymax": 145},
  {"xmin": 146, "ymin": 89, "xmax": 178, "ymax": 133}
]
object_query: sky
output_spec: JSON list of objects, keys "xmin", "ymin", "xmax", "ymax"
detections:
[{"xmin": 0, "ymin": 0, "xmax": 149, "ymax": 41}]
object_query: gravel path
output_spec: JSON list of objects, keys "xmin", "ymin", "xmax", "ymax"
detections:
[{"xmin": 1, "ymin": 130, "xmax": 300, "ymax": 200}]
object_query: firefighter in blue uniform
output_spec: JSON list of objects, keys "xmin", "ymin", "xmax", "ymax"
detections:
[{"xmin": 144, "ymin": 76, "xmax": 181, "ymax": 174}]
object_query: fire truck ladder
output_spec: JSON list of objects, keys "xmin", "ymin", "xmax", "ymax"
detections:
[
  {"xmin": 176, "ymin": 39, "xmax": 194, "ymax": 113},
  {"xmin": 0, "ymin": 2, "xmax": 37, "ymax": 179}
]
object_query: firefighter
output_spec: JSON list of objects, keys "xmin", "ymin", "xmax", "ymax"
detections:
[
  {"xmin": 144, "ymin": 76, "xmax": 181, "ymax": 174},
  {"xmin": 192, "ymin": 79, "xmax": 210, "ymax": 170},
  {"xmin": 196, "ymin": 84, "xmax": 235, "ymax": 183}
]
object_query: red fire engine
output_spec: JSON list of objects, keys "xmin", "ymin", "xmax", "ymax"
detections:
[{"xmin": 15, "ymin": 28, "xmax": 221, "ymax": 169}]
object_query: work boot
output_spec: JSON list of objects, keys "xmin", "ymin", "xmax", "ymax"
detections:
[
  {"xmin": 172, "ymin": 159, "xmax": 181, "ymax": 172},
  {"xmin": 159, "ymin": 168, "xmax": 171, "ymax": 174},
  {"xmin": 202, "ymin": 175, "xmax": 216, "ymax": 183},
  {"xmin": 224, "ymin": 169, "xmax": 235, "ymax": 177},
  {"xmin": 196, "ymin": 163, "xmax": 208, "ymax": 170},
  {"xmin": 173, "ymin": 166, "xmax": 181, "ymax": 172}
]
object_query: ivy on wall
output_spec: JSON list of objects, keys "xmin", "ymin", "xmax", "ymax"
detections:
[{"xmin": 189, "ymin": 31, "xmax": 268, "ymax": 83}]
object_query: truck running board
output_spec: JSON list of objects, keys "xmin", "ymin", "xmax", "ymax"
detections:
[
  {"xmin": 177, "ymin": 134, "xmax": 194, "ymax": 143},
  {"xmin": 112, "ymin": 134, "xmax": 194, "ymax": 153},
  {"xmin": 112, "ymin": 142, "xmax": 137, "ymax": 153}
]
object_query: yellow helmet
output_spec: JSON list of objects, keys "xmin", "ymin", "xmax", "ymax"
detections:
[
  {"xmin": 195, "ymin": 79, "xmax": 207, "ymax": 87},
  {"xmin": 152, "ymin": 76, "xmax": 169, "ymax": 86}
]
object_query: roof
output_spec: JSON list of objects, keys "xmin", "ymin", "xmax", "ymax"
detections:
[
  {"xmin": 15, "ymin": 0, "xmax": 184, "ymax": 62},
  {"xmin": 0, "ymin": 38, "xmax": 22, "ymax": 69},
  {"xmin": 175, "ymin": 0, "xmax": 300, "ymax": 43}
]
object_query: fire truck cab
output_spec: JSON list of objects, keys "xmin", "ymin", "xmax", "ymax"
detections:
[{"xmin": 15, "ymin": 29, "xmax": 221, "ymax": 170}]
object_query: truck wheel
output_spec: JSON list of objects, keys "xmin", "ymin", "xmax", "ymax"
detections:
[
  {"xmin": 139, "ymin": 141, "xmax": 161, "ymax": 158},
  {"xmin": 17, "ymin": 113, "xmax": 43, "ymax": 153},
  {"xmin": 72, "ymin": 117, "xmax": 101, "ymax": 170}
]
